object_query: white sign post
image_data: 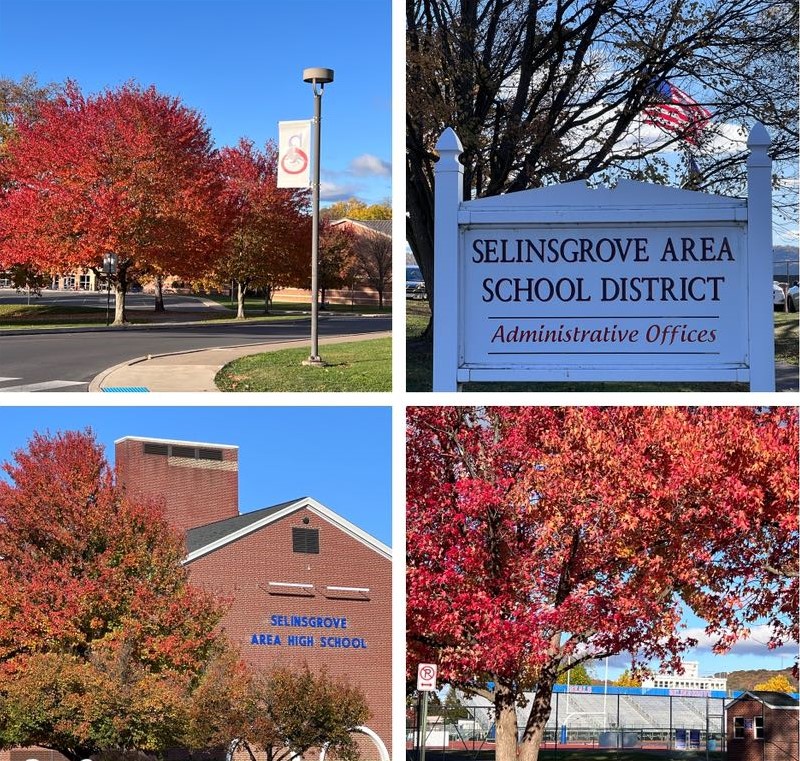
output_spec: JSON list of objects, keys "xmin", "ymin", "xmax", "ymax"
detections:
[
  {"xmin": 432, "ymin": 124, "xmax": 775, "ymax": 391},
  {"xmin": 416, "ymin": 664, "xmax": 438, "ymax": 761}
]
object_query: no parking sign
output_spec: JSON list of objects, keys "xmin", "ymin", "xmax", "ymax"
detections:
[{"xmin": 417, "ymin": 663, "xmax": 437, "ymax": 692}]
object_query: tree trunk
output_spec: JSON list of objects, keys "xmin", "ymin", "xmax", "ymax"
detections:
[
  {"xmin": 518, "ymin": 673, "xmax": 558, "ymax": 761},
  {"xmin": 378, "ymin": 288, "xmax": 384, "ymax": 310},
  {"xmin": 493, "ymin": 680, "xmax": 519, "ymax": 761},
  {"xmin": 320, "ymin": 286, "xmax": 326, "ymax": 309},
  {"xmin": 154, "ymin": 274, "xmax": 165, "ymax": 312},
  {"xmin": 263, "ymin": 284, "xmax": 272, "ymax": 315},
  {"xmin": 113, "ymin": 269, "xmax": 128, "ymax": 325},
  {"xmin": 237, "ymin": 281, "xmax": 247, "ymax": 319}
]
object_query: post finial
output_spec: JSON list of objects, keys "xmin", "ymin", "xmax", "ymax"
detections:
[
  {"xmin": 435, "ymin": 128, "xmax": 464, "ymax": 169},
  {"xmin": 747, "ymin": 122, "xmax": 770, "ymax": 150}
]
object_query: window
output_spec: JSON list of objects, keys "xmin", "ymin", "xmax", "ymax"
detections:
[
  {"xmin": 754, "ymin": 716, "xmax": 764, "ymax": 740},
  {"xmin": 292, "ymin": 527, "xmax": 319, "ymax": 554},
  {"xmin": 79, "ymin": 274, "xmax": 91, "ymax": 290},
  {"xmin": 733, "ymin": 718, "xmax": 744, "ymax": 739}
]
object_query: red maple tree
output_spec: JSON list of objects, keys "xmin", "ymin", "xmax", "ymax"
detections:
[
  {"xmin": 0, "ymin": 81, "xmax": 224, "ymax": 323},
  {"xmin": 212, "ymin": 139, "xmax": 310, "ymax": 318},
  {"xmin": 407, "ymin": 407, "xmax": 798, "ymax": 761},
  {"xmin": 0, "ymin": 430, "xmax": 229, "ymax": 758}
]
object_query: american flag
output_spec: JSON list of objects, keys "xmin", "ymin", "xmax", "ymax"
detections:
[{"xmin": 643, "ymin": 79, "xmax": 712, "ymax": 145}]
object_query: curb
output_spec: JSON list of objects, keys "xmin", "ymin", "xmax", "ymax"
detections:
[{"xmin": 88, "ymin": 331, "xmax": 392, "ymax": 392}]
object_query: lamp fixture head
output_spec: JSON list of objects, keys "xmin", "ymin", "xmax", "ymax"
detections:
[{"xmin": 303, "ymin": 67, "xmax": 334, "ymax": 85}]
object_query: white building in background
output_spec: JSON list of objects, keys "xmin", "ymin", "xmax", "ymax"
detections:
[{"xmin": 642, "ymin": 661, "xmax": 727, "ymax": 692}]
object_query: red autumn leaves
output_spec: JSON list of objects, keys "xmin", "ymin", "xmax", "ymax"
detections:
[
  {"xmin": 0, "ymin": 81, "xmax": 314, "ymax": 323},
  {"xmin": 407, "ymin": 406, "xmax": 798, "ymax": 761}
]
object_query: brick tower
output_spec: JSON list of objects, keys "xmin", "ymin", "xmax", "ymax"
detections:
[{"xmin": 115, "ymin": 436, "xmax": 239, "ymax": 535}]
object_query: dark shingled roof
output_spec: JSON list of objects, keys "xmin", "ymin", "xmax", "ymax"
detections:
[
  {"xmin": 332, "ymin": 218, "xmax": 391, "ymax": 237},
  {"xmin": 184, "ymin": 497, "xmax": 306, "ymax": 554},
  {"xmin": 729, "ymin": 691, "xmax": 799, "ymax": 709}
]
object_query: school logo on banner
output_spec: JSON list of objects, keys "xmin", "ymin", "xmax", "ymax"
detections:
[{"xmin": 278, "ymin": 120, "xmax": 311, "ymax": 188}]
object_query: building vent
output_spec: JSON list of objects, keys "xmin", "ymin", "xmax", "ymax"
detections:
[
  {"xmin": 143, "ymin": 442, "xmax": 169, "ymax": 456},
  {"xmin": 292, "ymin": 527, "xmax": 320, "ymax": 554},
  {"xmin": 198, "ymin": 448, "xmax": 224, "ymax": 461},
  {"xmin": 171, "ymin": 445, "xmax": 196, "ymax": 459}
]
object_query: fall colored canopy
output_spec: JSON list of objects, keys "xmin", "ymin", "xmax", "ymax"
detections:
[
  {"xmin": 407, "ymin": 406, "xmax": 798, "ymax": 761},
  {"xmin": 0, "ymin": 81, "xmax": 224, "ymax": 322},
  {"xmin": 213, "ymin": 138, "xmax": 310, "ymax": 318},
  {"xmin": 0, "ymin": 430, "xmax": 227, "ymax": 759}
]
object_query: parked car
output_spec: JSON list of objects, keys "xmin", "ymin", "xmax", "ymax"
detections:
[
  {"xmin": 773, "ymin": 281, "xmax": 785, "ymax": 310},
  {"xmin": 407, "ymin": 264, "xmax": 427, "ymax": 300},
  {"xmin": 787, "ymin": 282, "xmax": 799, "ymax": 312}
]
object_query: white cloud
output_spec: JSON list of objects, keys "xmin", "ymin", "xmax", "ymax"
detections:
[
  {"xmin": 348, "ymin": 154, "xmax": 391, "ymax": 177},
  {"xmin": 681, "ymin": 625, "xmax": 798, "ymax": 657},
  {"xmin": 319, "ymin": 180, "xmax": 361, "ymax": 202}
]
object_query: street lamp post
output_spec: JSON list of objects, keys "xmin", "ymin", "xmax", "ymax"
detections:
[
  {"xmin": 103, "ymin": 252, "xmax": 117, "ymax": 327},
  {"xmin": 301, "ymin": 66, "xmax": 333, "ymax": 367}
]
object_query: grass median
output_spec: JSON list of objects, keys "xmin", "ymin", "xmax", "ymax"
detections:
[
  {"xmin": 407, "ymin": 300, "xmax": 798, "ymax": 392},
  {"xmin": 0, "ymin": 303, "xmax": 305, "ymax": 329},
  {"xmin": 216, "ymin": 336, "xmax": 391, "ymax": 392}
]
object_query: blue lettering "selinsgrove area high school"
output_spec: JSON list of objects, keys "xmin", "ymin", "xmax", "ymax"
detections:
[{"xmin": 270, "ymin": 614, "xmax": 348, "ymax": 628}]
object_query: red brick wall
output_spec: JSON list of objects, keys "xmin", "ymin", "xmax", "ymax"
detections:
[
  {"xmin": 187, "ymin": 505, "xmax": 391, "ymax": 758},
  {"xmin": 727, "ymin": 698, "xmax": 800, "ymax": 761},
  {"xmin": 115, "ymin": 439, "xmax": 239, "ymax": 535}
]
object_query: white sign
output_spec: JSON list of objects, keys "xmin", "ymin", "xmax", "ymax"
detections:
[
  {"xmin": 417, "ymin": 662, "xmax": 438, "ymax": 691},
  {"xmin": 433, "ymin": 124, "xmax": 775, "ymax": 391},
  {"xmin": 277, "ymin": 120, "xmax": 311, "ymax": 188}
]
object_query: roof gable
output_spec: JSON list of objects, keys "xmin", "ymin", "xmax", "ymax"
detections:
[
  {"xmin": 461, "ymin": 179, "xmax": 745, "ymax": 211},
  {"xmin": 183, "ymin": 496, "xmax": 391, "ymax": 564},
  {"xmin": 330, "ymin": 218, "xmax": 391, "ymax": 237},
  {"xmin": 726, "ymin": 691, "xmax": 800, "ymax": 710}
]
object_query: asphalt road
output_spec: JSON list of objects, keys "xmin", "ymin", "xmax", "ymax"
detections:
[{"xmin": 0, "ymin": 316, "xmax": 391, "ymax": 392}]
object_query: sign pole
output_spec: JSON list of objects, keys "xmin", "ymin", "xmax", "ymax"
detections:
[
  {"xmin": 433, "ymin": 128, "xmax": 463, "ymax": 391},
  {"xmin": 418, "ymin": 690, "xmax": 429, "ymax": 761},
  {"xmin": 746, "ymin": 122, "xmax": 774, "ymax": 391},
  {"xmin": 416, "ymin": 663, "xmax": 438, "ymax": 760}
]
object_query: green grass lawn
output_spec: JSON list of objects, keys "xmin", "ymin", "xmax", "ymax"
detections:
[
  {"xmin": 205, "ymin": 294, "xmax": 392, "ymax": 316},
  {"xmin": 0, "ymin": 303, "xmax": 303, "ymax": 329},
  {"xmin": 407, "ymin": 300, "xmax": 798, "ymax": 392},
  {"xmin": 216, "ymin": 336, "xmax": 391, "ymax": 392}
]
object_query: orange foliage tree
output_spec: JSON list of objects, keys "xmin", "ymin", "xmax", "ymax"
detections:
[
  {"xmin": 0, "ymin": 430, "xmax": 234, "ymax": 759},
  {"xmin": 212, "ymin": 139, "xmax": 310, "ymax": 318},
  {"xmin": 0, "ymin": 81, "xmax": 224, "ymax": 323}
]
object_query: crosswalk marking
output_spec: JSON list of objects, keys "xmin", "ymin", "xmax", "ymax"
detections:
[{"xmin": 0, "ymin": 380, "xmax": 88, "ymax": 392}]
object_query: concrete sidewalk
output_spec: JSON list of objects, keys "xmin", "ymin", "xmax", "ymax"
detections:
[{"xmin": 89, "ymin": 332, "xmax": 391, "ymax": 392}]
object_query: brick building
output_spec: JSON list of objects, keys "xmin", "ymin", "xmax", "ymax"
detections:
[
  {"xmin": 116, "ymin": 436, "xmax": 392, "ymax": 758},
  {"xmin": 0, "ymin": 436, "xmax": 392, "ymax": 761},
  {"xmin": 726, "ymin": 691, "xmax": 799, "ymax": 761}
]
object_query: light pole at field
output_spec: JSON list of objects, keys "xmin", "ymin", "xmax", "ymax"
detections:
[{"xmin": 302, "ymin": 66, "xmax": 334, "ymax": 366}]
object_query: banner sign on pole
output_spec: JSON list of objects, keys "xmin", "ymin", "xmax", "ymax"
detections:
[
  {"xmin": 277, "ymin": 120, "xmax": 311, "ymax": 188},
  {"xmin": 432, "ymin": 124, "xmax": 775, "ymax": 392},
  {"xmin": 417, "ymin": 663, "xmax": 438, "ymax": 692}
]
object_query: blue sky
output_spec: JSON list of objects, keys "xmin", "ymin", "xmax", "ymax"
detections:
[
  {"xmin": 0, "ymin": 0, "xmax": 391, "ymax": 204},
  {"xmin": 0, "ymin": 406, "xmax": 391, "ymax": 546}
]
